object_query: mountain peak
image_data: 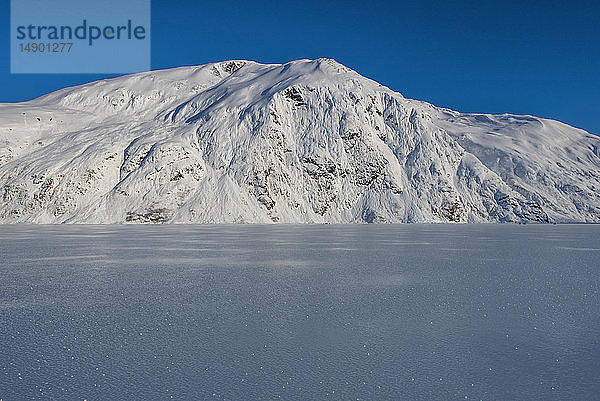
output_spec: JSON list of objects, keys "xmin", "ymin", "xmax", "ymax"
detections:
[{"xmin": 0, "ymin": 60, "xmax": 599, "ymax": 223}]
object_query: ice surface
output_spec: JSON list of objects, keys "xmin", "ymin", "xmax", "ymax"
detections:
[{"xmin": 0, "ymin": 225, "xmax": 599, "ymax": 400}]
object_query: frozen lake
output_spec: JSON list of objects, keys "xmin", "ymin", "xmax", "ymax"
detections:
[{"xmin": 1, "ymin": 225, "xmax": 599, "ymax": 400}]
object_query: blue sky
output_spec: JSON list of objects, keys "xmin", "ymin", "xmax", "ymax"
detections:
[{"xmin": 1, "ymin": 0, "xmax": 599, "ymax": 134}]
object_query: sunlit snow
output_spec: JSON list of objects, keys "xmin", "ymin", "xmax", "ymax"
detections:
[{"xmin": 1, "ymin": 59, "xmax": 599, "ymax": 223}]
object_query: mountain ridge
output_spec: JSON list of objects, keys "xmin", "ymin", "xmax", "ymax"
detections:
[{"xmin": 1, "ymin": 58, "xmax": 599, "ymax": 223}]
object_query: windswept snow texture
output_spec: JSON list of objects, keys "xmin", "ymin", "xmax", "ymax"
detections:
[
  {"xmin": 1, "ymin": 59, "xmax": 599, "ymax": 223},
  {"xmin": 1, "ymin": 225, "xmax": 600, "ymax": 400}
]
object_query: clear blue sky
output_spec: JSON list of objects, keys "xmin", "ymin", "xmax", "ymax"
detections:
[{"xmin": 1, "ymin": 0, "xmax": 599, "ymax": 135}]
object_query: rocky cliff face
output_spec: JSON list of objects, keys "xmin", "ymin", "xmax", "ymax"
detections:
[{"xmin": 1, "ymin": 59, "xmax": 599, "ymax": 223}]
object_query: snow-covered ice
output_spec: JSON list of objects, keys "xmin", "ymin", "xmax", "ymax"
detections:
[{"xmin": 0, "ymin": 225, "xmax": 599, "ymax": 400}]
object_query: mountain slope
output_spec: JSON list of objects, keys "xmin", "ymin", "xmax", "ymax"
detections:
[{"xmin": 1, "ymin": 58, "xmax": 599, "ymax": 223}]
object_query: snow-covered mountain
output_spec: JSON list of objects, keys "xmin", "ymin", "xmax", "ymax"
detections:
[{"xmin": 1, "ymin": 58, "xmax": 599, "ymax": 223}]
